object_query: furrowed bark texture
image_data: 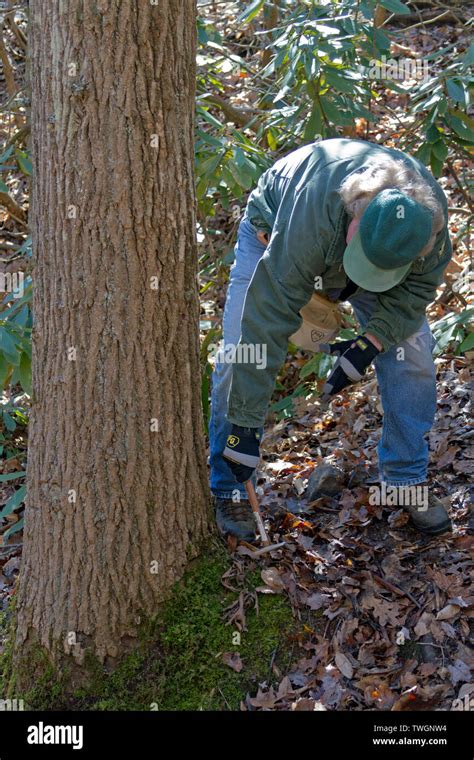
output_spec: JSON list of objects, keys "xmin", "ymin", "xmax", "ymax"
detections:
[{"xmin": 15, "ymin": 0, "xmax": 210, "ymax": 670}]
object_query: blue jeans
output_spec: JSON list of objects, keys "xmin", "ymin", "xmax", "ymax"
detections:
[{"xmin": 209, "ymin": 217, "xmax": 437, "ymax": 497}]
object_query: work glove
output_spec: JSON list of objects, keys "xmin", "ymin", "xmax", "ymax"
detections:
[
  {"xmin": 320, "ymin": 335, "xmax": 380, "ymax": 401},
  {"xmin": 223, "ymin": 424, "xmax": 261, "ymax": 483}
]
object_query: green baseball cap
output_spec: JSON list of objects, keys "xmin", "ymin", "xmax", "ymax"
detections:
[{"xmin": 343, "ymin": 188, "xmax": 433, "ymax": 293}]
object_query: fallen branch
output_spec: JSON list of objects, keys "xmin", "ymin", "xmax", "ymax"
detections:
[
  {"xmin": 371, "ymin": 571, "xmax": 422, "ymax": 609},
  {"xmin": 0, "ymin": 190, "xmax": 27, "ymax": 223},
  {"xmin": 202, "ymin": 93, "xmax": 261, "ymax": 132}
]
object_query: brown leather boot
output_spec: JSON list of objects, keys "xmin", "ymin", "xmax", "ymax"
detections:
[
  {"xmin": 388, "ymin": 485, "xmax": 451, "ymax": 535},
  {"xmin": 214, "ymin": 497, "xmax": 256, "ymax": 541}
]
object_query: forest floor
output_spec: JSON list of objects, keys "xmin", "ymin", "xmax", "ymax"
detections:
[{"xmin": 0, "ymin": 4, "xmax": 472, "ymax": 710}]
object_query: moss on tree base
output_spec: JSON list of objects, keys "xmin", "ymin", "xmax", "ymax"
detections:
[{"xmin": 1, "ymin": 539, "xmax": 318, "ymax": 711}]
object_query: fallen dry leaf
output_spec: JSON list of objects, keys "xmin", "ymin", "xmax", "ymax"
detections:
[
  {"xmin": 221, "ymin": 651, "xmax": 243, "ymax": 673},
  {"xmin": 260, "ymin": 567, "xmax": 285, "ymax": 592},
  {"xmin": 335, "ymin": 652, "xmax": 354, "ymax": 679}
]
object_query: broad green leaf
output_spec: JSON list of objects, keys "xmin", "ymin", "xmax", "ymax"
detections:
[
  {"xmin": 0, "ymin": 145, "xmax": 14, "ymax": 164},
  {"xmin": 0, "ymin": 327, "xmax": 20, "ymax": 365},
  {"xmin": 446, "ymin": 78, "xmax": 465, "ymax": 105},
  {"xmin": 379, "ymin": 0, "xmax": 411, "ymax": 15},
  {"xmin": 0, "ymin": 470, "xmax": 25, "ymax": 482},
  {"xmin": 431, "ymin": 140, "xmax": 448, "ymax": 162},
  {"xmin": 266, "ymin": 129, "xmax": 278, "ymax": 151},
  {"xmin": 313, "ymin": 24, "xmax": 340, "ymax": 37},
  {"xmin": 2, "ymin": 412, "xmax": 16, "ymax": 432},
  {"xmin": 270, "ymin": 395, "xmax": 295, "ymax": 414},
  {"xmin": 300, "ymin": 354, "xmax": 321, "ymax": 379},
  {"xmin": 0, "ymin": 354, "xmax": 11, "ymax": 389},
  {"xmin": 372, "ymin": 27, "xmax": 391, "ymax": 53},
  {"xmin": 449, "ymin": 109, "xmax": 474, "ymax": 130},
  {"xmin": 2, "ymin": 516, "xmax": 24, "ymax": 542},
  {"xmin": 417, "ymin": 91, "xmax": 441, "ymax": 112},
  {"xmin": 317, "ymin": 353, "xmax": 333, "ymax": 379},
  {"xmin": 324, "ymin": 68, "xmax": 356, "ymax": 94},
  {"xmin": 0, "ymin": 485, "xmax": 26, "ymax": 520},
  {"xmin": 447, "ymin": 113, "xmax": 474, "ymax": 141},
  {"xmin": 426, "ymin": 123, "xmax": 441, "ymax": 142},
  {"xmin": 238, "ymin": 0, "xmax": 264, "ymax": 24},
  {"xmin": 319, "ymin": 95, "xmax": 352, "ymax": 125},
  {"xmin": 303, "ymin": 103, "xmax": 323, "ymax": 140},
  {"xmin": 459, "ymin": 332, "xmax": 474, "ymax": 353},
  {"xmin": 197, "ymin": 109, "xmax": 225, "ymax": 130},
  {"xmin": 430, "ymin": 151, "xmax": 443, "ymax": 177},
  {"xmin": 15, "ymin": 149, "xmax": 32, "ymax": 176},
  {"xmin": 463, "ymin": 43, "xmax": 474, "ymax": 67},
  {"xmin": 197, "ymin": 151, "xmax": 224, "ymax": 180},
  {"xmin": 10, "ymin": 304, "xmax": 29, "ymax": 328}
]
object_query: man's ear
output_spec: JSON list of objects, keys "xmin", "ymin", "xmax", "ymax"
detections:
[
  {"xmin": 256, "ymin": 230, "xmax": 269, "ymax": 246},
  {"xmin": 346, "ymin": 217, "xmax": 359, "ymax": 244}
]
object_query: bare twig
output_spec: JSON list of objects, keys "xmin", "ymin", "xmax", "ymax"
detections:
[
  {"xmin": 371, "ymin": 571, "xmax": 422, "ymax": 609},
  {"xmin": 403, "ymin": 9, "xmax": 453, "ymax": 31},
  {"xmin": 446, "ymin": 159, "xmax": 474, "ymax": 213},
  {"xmin": 6, "ymin": 14, "xmax": 27, "ymax": 51},
  {"xmin": 0, "ymin": 27, "xmax": 17, "ymax": 98}
]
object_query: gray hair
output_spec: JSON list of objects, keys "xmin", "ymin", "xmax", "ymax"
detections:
[{"xmin": 339, "ymin": 157, "xmax": 445, "ymax": 256}]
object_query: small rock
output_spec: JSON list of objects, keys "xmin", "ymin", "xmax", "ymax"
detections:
[
  {"xmin": 2, "ymin": 556, "xmax": 20, "ymax": 578},
  {"xmin": 306, "ymin": 462, "xmax": 346, "ymax": 500},
  {"xmin": 347, "ymin": 464, "xmax": 379, "ymax": 487}
]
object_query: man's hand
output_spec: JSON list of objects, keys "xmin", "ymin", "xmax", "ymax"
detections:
[
  {"xmin": 223, "ymin": 424, "xmax": 261, "ymax": 482},
  {"xmin": 320, "ymin": 335, "xmax": 381, "ymax": 400}
]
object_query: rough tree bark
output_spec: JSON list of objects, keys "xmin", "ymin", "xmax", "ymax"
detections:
[{"xmin": 14, "ymin": 0, "xmax": 211, "ymax": 686}]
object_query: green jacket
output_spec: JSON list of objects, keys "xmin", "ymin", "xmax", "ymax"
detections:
[{"xmin": 227, "ymin": 138, "xmax": 451, "ymax": 428}]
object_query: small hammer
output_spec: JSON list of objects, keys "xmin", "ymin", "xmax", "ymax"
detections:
[{"xmin": 245, "ymin": 480, "xmax": 271, "ymax": 546}]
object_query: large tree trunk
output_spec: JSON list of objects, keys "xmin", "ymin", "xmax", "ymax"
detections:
[{"xmin": 14, "ymin": 0, "xmax": 210, "ymax": 685}]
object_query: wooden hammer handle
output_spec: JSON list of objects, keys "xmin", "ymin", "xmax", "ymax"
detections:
[{"xmin": 245, "ymin": 480, "xmax": 270, "ymax": 545}]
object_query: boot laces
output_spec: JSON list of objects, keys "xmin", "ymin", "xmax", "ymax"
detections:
[{"xmin": 220, "ymin": 500, "xmax": 253, "ymax": 523}]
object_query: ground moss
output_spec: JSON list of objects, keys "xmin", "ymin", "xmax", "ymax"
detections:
[
  {"xmin": 0, "ymin": 598, "xmax": 16, "ymax": 698},
  {"xmin": 76, "ymin": 539, "xmax": 301, "ymax": 711},
  {"xmin": 1, "ymin": 538, "xmax": 306, "ymax": 710},
  {"xmin": 0, "ymin": 597, "xmax": 71, "ymax": 709},
  {"xmin": 399, "ymin": 639, "xmax": 422, "ymax": 662}
]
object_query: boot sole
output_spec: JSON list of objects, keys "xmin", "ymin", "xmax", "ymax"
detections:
[{"xmin": 412, "ymin": 519, "xmax": 452, "ymax": 536}]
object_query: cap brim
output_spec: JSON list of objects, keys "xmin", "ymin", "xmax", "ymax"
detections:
[{"xmin": 343, "ymin": 228, "xmax": 411, "ymax": 293}]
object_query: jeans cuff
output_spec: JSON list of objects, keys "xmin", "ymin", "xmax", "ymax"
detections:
[
  {"xmin": 381, "ymin": 477, "xmax": 427, "ymax": 487},
  {"xmin": 211, "ymin": 489, "xmax": 248, "ymax": 501}
]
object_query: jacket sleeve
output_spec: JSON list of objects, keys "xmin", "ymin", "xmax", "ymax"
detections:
[
  {"xmin": 364, "ymin": 230, "xmax": 452, "ymax": 351},
  {"xmin": 227, "ymin": 188, "xmax": 326, "ymax": 428}
]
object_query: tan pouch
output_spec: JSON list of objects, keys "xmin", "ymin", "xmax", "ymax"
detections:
[{"xmin": 290, "ymin": 292, "xmax": 342, "ymax": 353}]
